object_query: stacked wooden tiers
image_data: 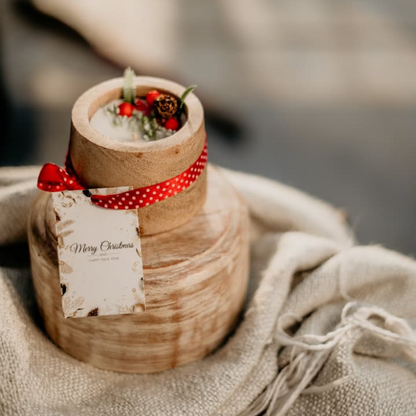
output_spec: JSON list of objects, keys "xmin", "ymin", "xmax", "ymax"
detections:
[{"xmin": 28, "ymin": 77, "xmax": 249, "ymax": 374}]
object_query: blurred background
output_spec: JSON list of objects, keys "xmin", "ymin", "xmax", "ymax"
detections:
[{"xmin": 1, "ymin": 0, "xmax": 416, "ymax": 254}]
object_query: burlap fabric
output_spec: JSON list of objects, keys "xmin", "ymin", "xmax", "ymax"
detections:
[{"xmin": 1, "ymin": 166, "xmax": 416, "ymax": 416}]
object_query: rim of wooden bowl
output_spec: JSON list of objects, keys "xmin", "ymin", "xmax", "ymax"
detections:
[{"xmin": 71, "ymin": 76, "xmax": 204, "ymax": 153}]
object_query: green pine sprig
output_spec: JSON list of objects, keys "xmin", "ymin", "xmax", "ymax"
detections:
[
  {"xmin": 179, "ymin": 85, "xmax": 197, "ymax": 112},
  {"xmin": 123, "ymin": 67, "xmax": 136, "ymax": 104}
]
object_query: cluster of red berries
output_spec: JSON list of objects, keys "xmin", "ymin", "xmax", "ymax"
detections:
[{"xmin": 118, "ymin": 90, "xmax": 179, "ymax": 131}]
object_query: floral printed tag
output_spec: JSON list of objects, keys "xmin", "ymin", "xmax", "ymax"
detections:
[{"xmin": 52, "ymin": 187, "xmax": 145, "ymax": 318}]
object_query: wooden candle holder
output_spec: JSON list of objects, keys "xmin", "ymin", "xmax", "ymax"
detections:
[
  {"xmin": 70, "ymin": 76, "xmax": 206, "ymax": 235},
  {"xmin": 28, "ymin": 77, "xmax": 250, "ymax": 374}
]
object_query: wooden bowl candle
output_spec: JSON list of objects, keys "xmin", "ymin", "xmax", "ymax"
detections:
[
  {"xmin": 70, "ymin": 76, "xmax": 206, "ymax": 235},
  {"xmin": 28, "ymin": 76, "xmax": 250, "ymax": 374}
]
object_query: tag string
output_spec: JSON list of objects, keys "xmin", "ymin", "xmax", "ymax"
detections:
[{"xmin": 37, "ymin": 137, "xmax": 208, "ymax": 210}]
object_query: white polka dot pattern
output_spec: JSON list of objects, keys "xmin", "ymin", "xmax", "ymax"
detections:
[{"xmin": 90, "ymin": 140, "xmax": 208, "ymax": 210}]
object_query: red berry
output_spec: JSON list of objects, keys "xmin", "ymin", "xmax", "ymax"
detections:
[
  {"xmin": 118, "ymin": 102, "xmax": 134, "ymax": 117},
  {"xmin": 134, "ymin": 99, "xmax": 149, "ymax": 115},
  {"xmin": 164, "ymin": 118, "xmax": 179, "ymax": 131},
  {"xmin": 146, "ymin": 90, "xmax": 161, "ymax": 105}
]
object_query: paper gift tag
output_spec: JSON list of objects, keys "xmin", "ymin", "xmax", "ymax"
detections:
[{"xmin": 52, "ymin": 187, "xmax": 145, "ymax": 318}]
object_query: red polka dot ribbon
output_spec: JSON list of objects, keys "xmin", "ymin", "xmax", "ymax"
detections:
[{"xmin": 37, "ymin": 139, "xmax": 208, "ymax": 210}]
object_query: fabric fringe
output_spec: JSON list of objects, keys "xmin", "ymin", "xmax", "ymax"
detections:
[{"xmin": 239, "ymin": 302, "xmax": 416, "ymax": 416}]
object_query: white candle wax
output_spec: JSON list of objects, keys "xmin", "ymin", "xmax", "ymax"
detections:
[{"xmin": 90, "ymin": 99, "xmax": 144, "ymax": 142}]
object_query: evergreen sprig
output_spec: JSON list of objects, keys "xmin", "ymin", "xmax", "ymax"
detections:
[{"xmin": 179, "ymin": 85, "xmax": 197, "ymax": 112}]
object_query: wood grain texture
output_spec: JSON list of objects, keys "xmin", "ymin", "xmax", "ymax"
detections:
[
  {"xmin": 70, "ymin": 76, "xmax": 207, "ymax": 235},
  {"xmin": 29, "ymin": 166, "xmax": 250, "ymax": 373}
]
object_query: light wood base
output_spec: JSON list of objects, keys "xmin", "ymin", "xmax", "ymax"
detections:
[{"xmin": 28, "ymin": 166, "xmax": 249, "ymax": 373}]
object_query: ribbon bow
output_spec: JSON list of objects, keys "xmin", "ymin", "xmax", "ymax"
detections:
[{"xmin": 37, "ymin": 163, "xmax": 84, "ymax": 192}]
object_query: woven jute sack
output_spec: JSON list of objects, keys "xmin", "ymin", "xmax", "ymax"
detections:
[{"xmin": 1, "ymin": 166, "xmax": 415, "ymax": 416}]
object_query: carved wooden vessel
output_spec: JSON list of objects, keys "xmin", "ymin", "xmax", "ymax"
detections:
[
  {"xmin": 28, "ymin": 77, "xmax": 249, "ymax": 373},
  {"xmin": 70, "ymin": 76, "xmax": 206, "ymax": 235}
]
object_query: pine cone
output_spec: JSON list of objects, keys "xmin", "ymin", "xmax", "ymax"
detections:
[{"xmin": 153, "ymin": 94, "xmax": 178, "ymax": 119}]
